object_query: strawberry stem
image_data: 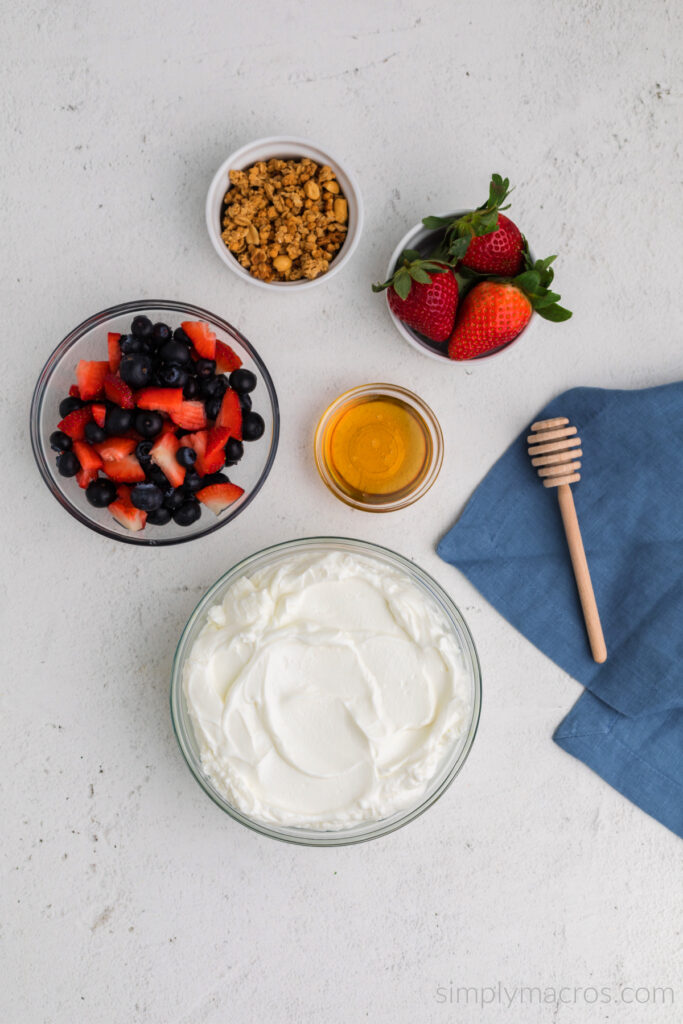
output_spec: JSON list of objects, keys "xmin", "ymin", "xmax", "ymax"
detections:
[
  {"xmin": 372, "ymin": 249, "xmax": 448, "ymax": 300},
  {"xmin": 422, "ymin": 173, "xmax": 513, "ymax": 263}
]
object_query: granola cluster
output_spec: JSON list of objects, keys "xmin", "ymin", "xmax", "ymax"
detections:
[{"xmin": 221, "ymin": 158, "xmax": 349, "ymax": 283}]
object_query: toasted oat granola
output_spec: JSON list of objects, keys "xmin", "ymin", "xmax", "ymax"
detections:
[{"xmin": 221, "ymin": 158, "xmax": 348, "ymax": 282}]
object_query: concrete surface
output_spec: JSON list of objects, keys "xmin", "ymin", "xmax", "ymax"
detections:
[{"xmin": 2, "ymin": 1, "xmax": 681, "ymax": 1022}]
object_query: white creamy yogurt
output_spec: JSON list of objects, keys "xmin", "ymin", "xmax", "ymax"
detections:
[{"xmin": 183, "ymin": 550, "xmax": 473, "ymax": 829}]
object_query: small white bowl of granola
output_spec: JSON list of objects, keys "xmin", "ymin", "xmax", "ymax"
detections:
[{"xmin": 206, "ymin": 137, "xmax": 364, "ymax": 291}]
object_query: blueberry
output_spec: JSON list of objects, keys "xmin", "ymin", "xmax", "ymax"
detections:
[
  {"xmin": 229, "ymin": 369, "xmax": 257, "ymax": 394},
  {"xmin": 84, "ymin": 422, "xmax": 107, "ymax": 444},
  {"xmin": 131, "ymin": 315, "xmax": 153, "ymax": 338},
  {"xmin": 200, "ymin": 376, "xmax": 223, "ymax": 399},
  {"xmin": 56, "ymin": 451, "xmax": 79, "ymax": 477},
  {"xmin": 183, "ymin": 377, "xmax": 199, "ymax": 400},
  {"xmin": 205, "ymin": 396, "xmax": 222, "ymax": 420},
  {"xmin": 238, "ymin": 392, "xmax": 252, "ymax": 413},
  {"xmin": 159, "ymin": 339, "xmax": 191, "ymax": 365},
  {"xmin": 176, "ymin": 446, "xmax": 196, "ymax": 468},
  {"xmin": 134, "ymin": 410, "xmax": 163, "ymax": 438},
  {"xmin": 195, "ymin": 358, "xmax": 216, "ymax": 380},
  {"xmin": 85, "ymin": 478, "xmax": 117, "ymax": 508},
  {"xmin": 119, "ymin": 334, "xmax": 145, "ymax": 355},
  {"xmin": 147, "ymin": 506, "xmax": 172, "ymax": 526},
  {"xmin": 146, "ymin": 464, "xmax": 168, "ymax": 487},
  {"xmin": 173, "ymin": 500, "xmax": 201, "ymax": 526},
  {"xmin": 156, "ymin": 364, "xmax": 188, "ymax": 388},
  {"xmin": 173, "ymin": 327, "xmax": 191, "ymax": 345},
  {"xmin": 120, "ymin": 354, "xmax": 153, "ymax": 390},
  {"xmin": 152, "ymin": 322, "xmax": 172, "ymax": 345},
  {"xmin": 225, "ymin": 438, "xmax": 244, "ymax": 464},
  {"xmin": 163, "ymin": 487, "xmax": 186, "ymax": 511},
  {"xmin": 242, "ymin": 411, "xmax": 265, "ymax": 441},
  {"xmin": 183, "ymin": 469, "xmax": 202, "ymax": 492},
  {"xmin": 136, "ymin": 440, "xmax": 154, "ymax": 464},
  {"xmin": 49, "ymin": 430, "xmax": 72, "ymax": 452},
  {"xmin": 130, "ymin": 482, "xmax": 164, "ymax": 511},
  {"xmin": 59, "ymin": 396, "xmax": 83, "ymax": 418},
  {"xmin": 201, "ymin": 471, "xmax": 230, "ymax": 487},
  {"xmin": 105, "ymin": 406, "xmax": 133, "ymax": 434}
]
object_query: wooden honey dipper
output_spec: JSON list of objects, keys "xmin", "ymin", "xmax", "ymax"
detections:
[{"xmin": 527, "ymin": 417, "xmax": 607, "ymax": 663}]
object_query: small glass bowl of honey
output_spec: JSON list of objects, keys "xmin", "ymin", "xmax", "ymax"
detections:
[{"xmin": 314, "ymin": 383, "xmax": 444, "ymax": 512}]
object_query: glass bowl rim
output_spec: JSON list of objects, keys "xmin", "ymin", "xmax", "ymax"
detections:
[
  {"xmin": 313, "ymin": 382, "xmax": 444, "ymax": 512},
  {"xmin": 30, "ymin": 298, "xmax": 280, "ymax": 546},
  {"xmin": 170, "ymin": 535, "xmax": 482, "ymax": 846}
]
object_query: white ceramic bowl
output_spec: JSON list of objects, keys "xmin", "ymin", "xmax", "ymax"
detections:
[
  {"xmin": 206, "ymin": 136, "xmax": 364, "ymax": 291},
  {"xmin": 385, "ymin": 213, "xmax": 537, "ymax": 362}
]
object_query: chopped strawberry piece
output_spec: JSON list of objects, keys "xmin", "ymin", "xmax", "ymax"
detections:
[
  {"xmin": 214, "ymin": 340, "xmax": 242, "ymax": 373},
  {"xmin": 109, "ymin": 499, "xmax": 147, "ymax": 532},
  {"xmin": 116, "ymin": 484, "xmax": 132, "ymax": 504},
  {"xmin": 69, "ymin": 384, "xmax": 81, "ymax": 399},
  {"xmin": 76, "ymin": 360, "xmax": 109, "ymax": 401},
  {"xmin": 158, "ymin": 419, "xmax": 177, "ymax": 436},
  {"xmin": 196, "ymin": 483, "xmax": 244, "ymax": 515},
  {"xmin": 199, "ymin": 426, "xmax": 230, "ymax": 475},
  {"xmin": 58, "ymin": 406, "xmax": 93, "ymax": 440},
  {"xmin": 215, "ymin": 388, "xmax": 242, "ymax": 439},
  {"xmin": 181, "ymin": 320, "xmax": 216, "ymax": 359},
  {"xmin": 95, "ymin": 436, "xmax": 137, "ymax": 462},
  {"xmin": 91, "ymin": 403, "xmax": 107, "ymax": 427},
  {"xmin": 179, "ymin": 430, "xmax": 207, "ymax": 472},
  {"xmin": 108, "ymin": 332, "xmax": 122, "ymax": 373},
  {"xmin": 135, "ymin": 387, "xmax": 183, "ymax": 414},
  {"xmin": 150, "ymin": 432, "xmax": 185, "ymax": 488},
  {"xmin": 102, "ymin": 454, "xmax": 146, "ymax": 483},
  {"xmin": 72, "ymin": 441, "xmax": 104, "ymax": 473},
  {"xmin": 104, "ymin": 372, "xmax": 135, "ymax": 409},
  {"xmin": 170, "ymin": 401, "xmax": 207, "ymax": 430},
  {"xmin": 76, "ymin": 467, "xmax": 99, "ymax": 489}
]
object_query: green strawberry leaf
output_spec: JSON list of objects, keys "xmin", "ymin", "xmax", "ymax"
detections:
[
  {"xmin": 447, "ymin": 237, "xmax": 470, "ymax": 259},
  {"xmin": 514, "ymin": 270, "xmax": 541, "ymax": 292},
  {"xmin": 531, "ymin": 291, "xmax": 561, "ymax": 309},
  {"xmin": 393, "ymin": 273, "xmax": 412, "ymax": 301},
  {"xmin": 410, "ymin": 267, "xmax": 433, "ymax": 284},
  {"xmin": 402, "ymin": 248, "xmax": 422, "ymax": 262},
  {"xmin": 422, "ymin": 216, "xmax": 452, "ymax": 229},
  {"xmin": 536, "ymin": 303, "xmax": 572, "ymax": 322}
]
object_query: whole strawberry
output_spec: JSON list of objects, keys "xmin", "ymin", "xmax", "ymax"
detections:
[
  {"xmin": 373, "ymin": 250, "xmax": 458, "ymax": 343},
  {"xmin": 448, "ymin": 255, "xmax": 572, "ymax": 360},
  {"xmin": 423, "ymin": 174, "xmax": 524, "ymax": 276}
]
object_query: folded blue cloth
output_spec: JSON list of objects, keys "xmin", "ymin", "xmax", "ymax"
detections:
[{"xmin": 438, "ymin": 382, "xmax": 683, "ymax": 838}]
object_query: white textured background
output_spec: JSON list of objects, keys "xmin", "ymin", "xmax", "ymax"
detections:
[{"xmin": 2, "ymin": 2, "xmax": 682, "ymax": 1022}]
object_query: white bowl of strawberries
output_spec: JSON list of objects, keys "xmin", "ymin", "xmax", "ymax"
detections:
[{"xmin": 375, "ymin": 174, "xmax": 572, "ymax": 362}]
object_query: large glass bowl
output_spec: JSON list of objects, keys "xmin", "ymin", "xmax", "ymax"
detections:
[
  {"xmin": 170, "ymin": 537, "xmax": 481, "ymax": 846},
  {"xmin": 30, "ymin": 300, "xmax": 279, "ymax": 546}
]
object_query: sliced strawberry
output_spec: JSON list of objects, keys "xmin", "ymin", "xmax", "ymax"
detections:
[
  {"xmin": 215, "ymin": 388, "xmax": 242, "ymax": 439},
  {"xmin": 158, "ymin": 418, "xmax": 177, "ymax": 436},
  {"xmin": 170, "ymin": 401, "xmax": 207, "ymax": 430},
  {"xmin": 199, "ymin": 426, "xmax": 230, "ymax": 475},
  {"xmin": 72, "ymin": 441, "xmax": 104, "ymax": 474},
  {"xmin": 181, "ymin": 321, "xmax": 216, "ymax": 359},
  {"xmin": 76, "ymin": 360, "xmax": 109, "ymax": 401},
  {"xmin": 95, "ymin": 436, "xmax": 137, "ymax": 462},
  {"xmin": 58, "ymin": 406, "xmax": 93, "ymax": 440},
  {"xmin": 196, "ymin": 483, "xmax": 244, "ymax": 515},
  {"xmin": 135, "ymin": 387, "xmax": 183, "ymax": 414},
  {"xmin": 69, "ymin": 384, "xmax": 81, "ymax": 399},
  {"xmin": 150, "ymin": 432, "xmax": 185, "ymax": 487},
  {"xmin": 214, "ymin": 340, "xmax": 242, "ymax": 373},
  {"xmin": 76, "ymin": 467, "xmax": 99, "ymax": 489},
  {"xmin": 102, "ymin": 454, "xmax": 146, "ymax": 483},
  {"xmin": 109, "ymin": 498, "xmax": 147, "ymax": 532},
  {"xmin": 104, "ymin": 372, "xmax": 135, "ymax": 409},
  {"xmin": 91, "ymin": 403, "xmax": 107, "ymax": 428},
  {"xmin": 179, "ymin": 430, "xmax": 207, "ymax": 473},
  {"xmin": 108, "ymin": 332, "xmax": 122, "ymax": 373}
]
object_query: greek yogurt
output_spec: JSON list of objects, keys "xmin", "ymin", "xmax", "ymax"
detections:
[{"xmin": 183, "ymin": 549, "xmax": 473, "ymax": 829}]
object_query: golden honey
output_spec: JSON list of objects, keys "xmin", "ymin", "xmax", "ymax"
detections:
[{"xmin": 320, "ymin": 393, "xmax": 433, "ymax": 504}]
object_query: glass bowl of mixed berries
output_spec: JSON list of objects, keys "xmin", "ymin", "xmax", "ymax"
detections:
[{"xmin": 31, "ymin": 300, "xmax": 279, "ymax": 545}]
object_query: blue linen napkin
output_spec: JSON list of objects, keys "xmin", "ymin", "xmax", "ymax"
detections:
[{"xmin": 437, "ymin": 382, "xmax": 683, "ymax": 838}]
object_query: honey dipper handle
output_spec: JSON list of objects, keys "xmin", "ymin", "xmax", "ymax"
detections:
[{"xmin": 556, "ymin": 484, "xmax": 607, "ymax": 664}]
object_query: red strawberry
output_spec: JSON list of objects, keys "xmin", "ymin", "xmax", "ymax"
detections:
[
  {"xmin": 75, "ymin": 467, "xmax": 98, "ymax": 489},
  {"xmin": 150, "ymin": 432, "xmax": 185, "ymax": 487},
  {"xmin": 196, "ymin": 482, "xmax": 244, "ymax": 515},
  {"xmin": 373, "ymin": 255, "xmax": 458, "ymax": 342},
  {"xmin": 91, "ymin": 403, "xmax": 107, "ymax": 427},
  {"xmin": 95, "ymin": 436, "xmax": 137, "ymax": 461},
  {"xmin": 214, "ymin": 340, "xmax": 242, "ymax": 373},
  {"xmin": 73, "ymin": 441, "xmax": 104, "ymax": 473},
  {"xmin": 215, "ymin": 389, "xmax": 242, "ymax": 439},
  {"xmin": 200, "ymin": 426, "xmax": 230, "ymax": 475},
  {"xmin": 58, "ymin": 406, "xmax": 93, "ymax": 440},
  {"xmin": 461, "ymin": 213, "xmax": 524, "ymax": 277},
  {"xmin": 109, "ymin": 498, "xmax": 147, "ymax": 532},
  {"xmin": 181, "ymin": 321, "xmax": 216, "ymax": 359},
  {"xmin": 170, "ymin": 400, "xmax": 207, "ymax": 430},
  {"xmin": 76, "ymin": 360, "xmax": 109, "ymax": 400},
  {"xmin": 108, "ymin": 332, "xmax": 122, "ymax": 373},
  {"xmin": 104, "ymin": 372, "xmax": 135, "ymax": 408},
  {"xmin": 69, "ymin": 384, "xmax": 81, "ymax": 399},
  {"xmin": 135, "ymin": 387, "xmax": 183, "ymax": 414},
  {"xmin": 102, "ymin": 454, "xmax": 146, "ymax": 483}
]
